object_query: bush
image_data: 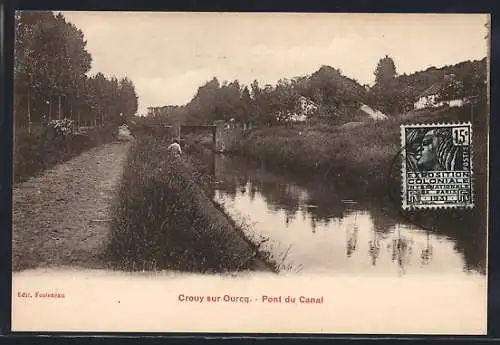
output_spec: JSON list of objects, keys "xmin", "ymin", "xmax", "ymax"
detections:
[
  {"xmin": 14, "ymin": 124, "xmax": 119, "ymax": 183},
  {"xmin": 48, "ymin": 118, "xmax": 75, "ymax": 136},
  {"xmin": 105, "ymin": 136, "xmax": 273, "ymax": 273}
]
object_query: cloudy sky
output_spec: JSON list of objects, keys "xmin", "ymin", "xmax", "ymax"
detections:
[{"xmin": 61, "ymin": 12, "xmax": 489, "ymax": 115}]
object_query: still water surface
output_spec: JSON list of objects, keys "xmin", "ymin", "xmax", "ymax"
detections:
[{"xmin": 208, "ymin": 154, "xmax": 485, "ymax": 277}]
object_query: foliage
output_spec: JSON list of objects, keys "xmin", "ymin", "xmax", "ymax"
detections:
[
  {"xmin": 139, "ymin": 53, "xmax": 486, "ymax": 128},
  {"xmin": 14, "ymin": 125, "xmax": 119, "ymax": 183},
  {"xmin": 229, "ymin": 102, "xmax": 487, "ymax": 196},
  {"xmin": 374, "ymin": 55, "xmax": 397, "ymax": 85},
  {"xmin": 48, "ymin": 118, "xmax": 74, "ymax": 136},
  {"xmin": 14, "ymin": 11, "xmax": 139, "ymax": 181},
  {"xmin": 144, "ymin": 65, "xmax": 368, "ymax": 126},
  {"xmin": 14, "ymin": 11, "xmax": 138, "ymax": 130},
  {"xmin": 367, "ymin": 56, "xmax": 487, "ymax": 116}
]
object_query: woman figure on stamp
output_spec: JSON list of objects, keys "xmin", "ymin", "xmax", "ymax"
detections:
[{"xmin": 406, "ymin": 128, "xmax": 462, "ymax": 172}]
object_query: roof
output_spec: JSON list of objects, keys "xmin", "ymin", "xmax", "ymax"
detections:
[
  {"xmin": 417, "ymin": 81, "xmax": 446, "ymax": 99},
  {"xmin": 359, "ymin": 103, "xmax": 388, "ymax": 120},
  {"xmin": 298, "ymin": 95, "xmax": 319, "ymax": 108}
]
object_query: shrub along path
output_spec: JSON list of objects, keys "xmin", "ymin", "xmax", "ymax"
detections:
[{"xmin": 12, "ymin": 140, "xmax": 132, "ymax": 272}]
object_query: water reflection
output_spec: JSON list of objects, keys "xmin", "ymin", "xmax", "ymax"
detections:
[{"xmin": 208, "ymin": 154, "xmax": 485, "ymax": 276}]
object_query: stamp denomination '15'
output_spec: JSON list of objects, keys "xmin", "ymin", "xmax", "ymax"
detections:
[{"xmin": 401, "ymin": 122, "xmax": 473, "ymax": 209}]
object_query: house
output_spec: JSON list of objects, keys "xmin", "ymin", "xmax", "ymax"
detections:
[
  {"xmin": 287, "ymin": 96, "xmax": 319, "ymax": 122},
  {"xmin": 299, "ymin": 96, "xmax": 319, "ymax": 114},
  {"xmin": 414, "ymin": 76, "xmax": 469, "ymax": 110}
]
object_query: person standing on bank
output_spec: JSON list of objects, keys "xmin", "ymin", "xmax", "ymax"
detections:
[{"xmin": 167, "ymin": 139, "xmax": 182, "ymax": 156}]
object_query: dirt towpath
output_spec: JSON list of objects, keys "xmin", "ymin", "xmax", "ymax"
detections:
[{"xmin": 12, "ymin": 140, "xmax": 132, "ymax": 272}]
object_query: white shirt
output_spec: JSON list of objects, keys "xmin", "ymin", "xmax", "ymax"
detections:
[{"xmin": 167, "ymin": 142, "xmax": 182, "ymax": 155}]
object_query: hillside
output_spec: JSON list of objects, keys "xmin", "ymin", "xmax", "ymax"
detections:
[
  {"xmin": 367, "ymin": 58, "xmax": 487, "ymax": 115},
  {"xmin": 137, "ymin": 57, "xmax": 487, "ymax": 126},
  {"xmin": 398, "ymin": 58, "xmax": 486, "ymax": 98}
]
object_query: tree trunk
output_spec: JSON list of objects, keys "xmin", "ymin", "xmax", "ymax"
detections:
[
  {"xmin": 27, "ymin": 87, "xmax": 31, "ymax": 135},
  {"xmin": 48, "ymin": 97, "xmax": 52, "ymax": 121},
  {"xmin": 58, "ymin": 95, "xmax": 62, "ymax": 120}
]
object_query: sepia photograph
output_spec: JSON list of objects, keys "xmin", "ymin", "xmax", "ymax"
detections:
[{"xmin": 11, "ymin": 11, "xmax": 489, "ymax": 334}]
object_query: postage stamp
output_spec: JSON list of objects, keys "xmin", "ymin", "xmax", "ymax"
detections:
[{"xmin": 400, "ymin": 122, "xmax": 474, "ymax": 209}]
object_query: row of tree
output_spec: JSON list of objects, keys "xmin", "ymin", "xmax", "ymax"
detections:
[
  {"xmin": 142, "ymin": 55, "xmax": 487, "ymax": 127},
  {"xmin": 144, "ymin": 65, "xmax": 369, "ymax": 126},
  {"xmin": 15, "ymin": 11, "xmax": 138, "ymax": 132}
]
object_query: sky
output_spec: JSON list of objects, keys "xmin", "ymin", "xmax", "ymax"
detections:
[{"xmin": 61, "ymin": 12, "xmax": 489, "ymax": 115}]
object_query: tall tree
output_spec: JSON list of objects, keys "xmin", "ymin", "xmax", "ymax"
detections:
[
  {"xmin": 14, "ymin": 11, "xmax": 92, "ymax": 127},
  {"xmin": 370, "ymin": 55, "xmax": 400, "ymax": 115},
  {"xmin": 374, "ymin": 55, "xmax": 397, "ymax": 85},
  {"xmin": 118, "ymin": 77, "xmax": 139, "ymax": 124}
]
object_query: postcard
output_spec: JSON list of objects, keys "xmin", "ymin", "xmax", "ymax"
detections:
[{"xmin": 11, "ymin": 11, "xmax": 489, "ymax": 334}]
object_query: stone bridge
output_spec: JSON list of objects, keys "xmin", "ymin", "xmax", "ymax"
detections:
[
  {"xmin": 130, "ymin": 121, "xmax": 245, "ymax": 152},
  {"xmin": 178, "ymin": 120, "xmax": 246, "ymax": 152},
  {"xmin": 181, "ymin": 121, "xmax": 245, "ymax": 152}
]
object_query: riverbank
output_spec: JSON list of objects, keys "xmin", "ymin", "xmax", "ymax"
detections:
[
  {"xmin": 230, "ymin": 105, "xmax": 486, "ymax": 194},
  {"xmin": 223, "ymin": 105, "xmax": 487, "ymax": 272},
  {"xmin": 105, "ymin": 136, "xmax": 276, "ymax": 273},
  {"xmin": 229, "ymin": 104, "xmax": 487, "ymax": 205}
]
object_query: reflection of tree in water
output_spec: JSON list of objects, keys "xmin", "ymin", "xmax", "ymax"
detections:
[
  {"xmin": 369, "ymin": 205, "xmax": 399, "ymax": 234},
  {"xmin": 262, "ymin": 182, "xmax": 303, "ymax": 216},
  {"xmin": 253, "ymin": 178, "xmax": 349, "ymax": 224},
  {"xmin": 311, "ymin": 217, "xmax": 317, "ymax": 234},
  {"xmin": 420, "ymin": 230, "xmax": 433, "ymax": 266},
  {"xmin": 213, "ymin": 154, "xmax": 353, "ymax": 224},
  {"xmin": 211, "ymin": 153, "xmax": 485, "ymax": 275},
  {"xmin": 249, "ymin": 182, "xmax": 257, "ymax": 201},
  {"xmin": 215, "ymin": 178, "xmax": 238, "ymax": 201},
  {"xmin": 302, "ymin": 183, "xmax": 349, "ymax": 220},
  {"xmin": 285, "ymin": 209, "xmax": 296, "ymax": 227},
  {"xmin": 411, "ymin": 210, "xmax": 485, "ymax": 274},
  {"xmin": 346, "ymin": 211, "xmax": 359, "ymax": 257},
  {"xmin": 368, "ymin": 227, "xmax": 381, "ymax": 266},
  {"xmin": 389, "ymin": 226, "xmax": 414, "ymax": 275}
]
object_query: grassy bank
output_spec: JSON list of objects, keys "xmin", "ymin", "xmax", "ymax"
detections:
[
  {"xmin": 228, "ymin": 104, "xmax": 488, "ymax": 270},
  {"xmin": 105, "ymin": 135, "xmax": 275, "ymax": 273},
  {"xmin": 14, "ymin": 125, "xmax": 119, "ymax": 184},
  {"xmin": 231, "ymin": 104, "xmax": 487, "ymax": 196}
]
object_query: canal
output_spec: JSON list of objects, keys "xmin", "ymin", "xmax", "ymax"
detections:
[{"xmin": 204, "ymin": 153, "xmax": 486, "ymax": 278}]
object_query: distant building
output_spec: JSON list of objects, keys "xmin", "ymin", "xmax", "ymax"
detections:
[
  {"xmin": 287, "ymin": 96, "xmax": 319, "ymax": 122},
  {"xmin": 299, "ymin": 96, "xmax": 319, "ymax": 114},
  {"xmin": 414, "ymin": 76, "xmax": 469, "ymax": 110},
  {"xmin": 147, "ymin": 106, "xmax": 163, "ymax": 117}
]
